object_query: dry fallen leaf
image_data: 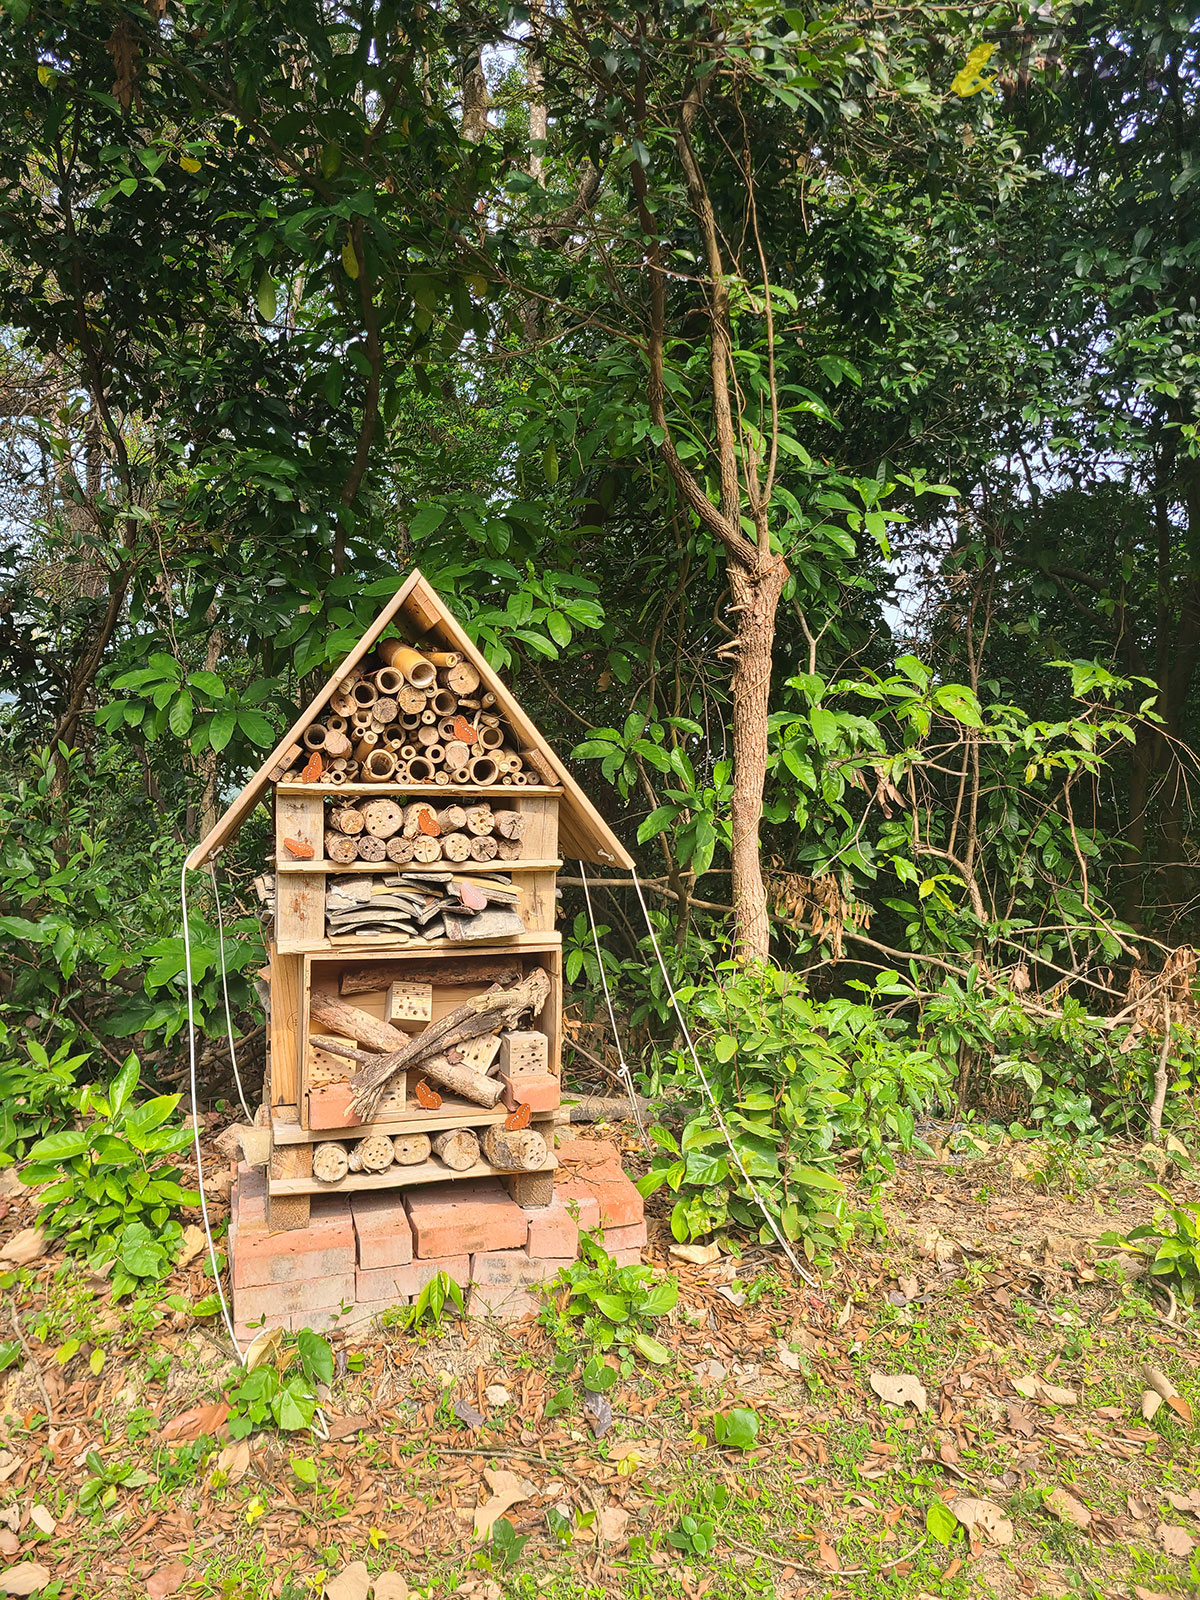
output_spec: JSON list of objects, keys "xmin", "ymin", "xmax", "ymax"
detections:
[
  {"xmin": 324, "ymin": 1562, "xmax": 371, "ymax": 1600},
  {"xmin": 214, "ymin": 1439, "xmax": 250, "ymax": 1484},
  {"xmin": 1013, "ymin": 1375, "xmax": 1078, "ymax": 1407},
  {"xmin": 950, "ymin": 1495, "xmax": 1014, "ymax": 1546},
  {"xmin": 1006, "ymin": 1402, "xmax": 1036, "ymax": 1438},
  {"xmin": 474, "ymin": 1468, "xmax": 536, "ymax": 1538},
  {"xmin": 244, "ymin": 1326, "xmax": 283, "ymax": 1372},
  {"xmin": 0, "ymin": 1229, "xmax": 46, "ymax": 1270},
  {"xmin": 815, "ymin": 1538, "xmax": 840, "ymax": 1571},
  {"xmin": 776, "ymin": 1343, "xmax": 801, "ymax": 1372},
  {"xmin": 669, "ymin": 1241, "xmax": 720, "ymax": 1266},
  {"xmin": 158, "ymin": 1400, "xmax": 230, "ymax": 1444},
  {"xmin": 0, "ymin": 1537, "xmax": 14, "ymax": 1561},
  {"xmin": 1045, "ymin": 1487, "xmax": 1090, "ymax": 1529},
  {"xmin": 1165, "ymin": 1488, "xmax": 1200, "ymax": 1516},
  {"xmin": 1134, "ymin": 1587, "xmax": 1174, "ymax": 1600},
  {"xmin": 869, "ymin": 1371, "xmax": 928, "ymax": 1413},
  {"xmin": 0, "ymin": 1564, "xmax": 52, "ymax": 1597},
  {"xmin": 1142, "ymin": 1390, "xmax": 1163, "ymax": 1423},
  {"xmin": 175, "ymin": 1225, "xmax": 207, "ymax": 1270},
  {"xmin": 372, "ymin": 1576, "xmax": 408, "ymax": 1600},
  {"xmin": 598, "ymin": 1506, "xmax": 630, "ymax": 1549},
  {"xmin": 147, "ymin": 1560, "xmax": 189, "ymax": 1599},
  {"xmin": 27, "ymin": 1507, "xmax": 52, "ymax": 1537},
  {"xmin": 1156, "ymin": 1524, "xmax": 1196, "ymax": 1559}
]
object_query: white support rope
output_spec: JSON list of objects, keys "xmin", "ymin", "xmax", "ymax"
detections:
[
  {"xmin": 577, "ymin": 860, "xmax": 648, "ymax": 1146},
  {"xmin": 181, "ymin": 856, "xmax": 245, "ymax": 1360},
  {"xmin": 209, "ymin": 860, "xmax": 253, "ymax": 1123},
  {"xmin": 627, "ymin": 868, "xmax": 817, "ymax": 1288}
]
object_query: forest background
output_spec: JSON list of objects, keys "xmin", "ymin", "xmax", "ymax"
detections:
[{"xmin": 0, "ymin": 0, "xmax": 1197, "ymax": 1260}]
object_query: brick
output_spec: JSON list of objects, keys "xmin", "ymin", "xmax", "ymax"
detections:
[
  {"xmin": 469, "ymin": 1249, "xmax": 571, "ymax": 1288},
  {"xmin": 351, "ymin": 1192, "xmax": 414, "ymax": 1269},
  {"xmin": 307, "ymin": 1082, "xmax": 363, "ymax": 1130},
  {"xmin": 551, "ymin": 1178, "xmax": 602, "ymax": 1235},
  {"xmin": 355, "ymin": 1255, "xmax": 470, "ymax": 1305},
  {"xmin": 554, "ymin": 1136, "xmax": 622, "ymax": 1168},
  {"xmin": 232, "ymin": 1189, "xmax": 354, "ymax": 1290},
  {"xmin": 467, "ymin": 1283, "xmax": 539, "ymax": 1321},
  {"xmin": 233, "ymin": 1271, "xmax": 355, "ymax": 1323},
  {"xmin": 525, "ymin": 1199, "xmax": 580, "ymax": 1259},
  {"xmin": 501, "ymin": 1074, "xmax": 560, "ymax": 1114},
  {"xmin": 599, "ymin": 1220, "xmax": 648, "ymax": 1251},
  {"xmin": 234, "ymin": 1301, "xmax": 381, "ymax": 1344},
  {"xmin": 607, "ymin": 1247, "xmax": 644, "ymax": 1268},
  {"xmin": 555, "ymin": 1162, "xmax": 643, "ymax": 1230},
  {"xmin": 404, "ymin": 1178, "xmax": 528, "ymax": 1259}
]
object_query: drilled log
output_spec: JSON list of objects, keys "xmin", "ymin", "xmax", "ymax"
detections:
[
  {"xmin": 465, "ymin": 804, "xmax": 495, "ymax": 836},
  {"xmin": 347, "ymin": 1134, "xmax": 394, "ymax": 1173},
  {"xmin": 356, "ymin": 835, "xmax": 386, "ymax": 862},
  {"xmin": 392, "ymin": 1132, "xmax": 432, "ymax": 1165},
  {"xmin": 361, "ymin": 798, "xmax": 404, "ymax": 839},
  {"xmin": 469, "ymin": 834, "xmax": 499, "ymax": 862},
  {"xmin": 327, "ymin": 834, "xmax": 359, "ymax": 864},
  {"xmin": 493, "ymin": 809, "xmax": 525, "ymax": 840},
  {"xmin": 403, "ymin": 802, "xmax": 439, "ymax": 837},
  {"xmin": 411, "ymin": 835, "xmax": 442, "ymax": 863},
  {"xmin": 441, "ymin": 831, "xmax": 471, "ymax": 863},
  {"xmin": 385, "ymin": 835, "xmax": 415, "ymax": 864},
  {"xmin": 482, "ymin": 1125, "xmax": 548, "ymax": 1172},
  {"xmin": 437, "ymin": 804, "xmax": 467, "ymax": 832},
  {"xmin": 398, "ymin": 685, "xmax": 427, "ymax": 715},
  {"xmin": 313, "ymin": 1142, "xmax": 349, "ymax": 1183},
  {"xmin": 431, "ymin": 1127, "xmax": 481, "ymax": 1171},
  {"xmin": 441, "ymin": 661, "xmax": 481, "ymax": 696}
]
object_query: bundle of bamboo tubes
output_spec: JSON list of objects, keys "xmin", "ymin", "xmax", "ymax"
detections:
[
  {"xmin": 274, "ymin": 640, "xmax": 547, "ymax": 789},
  {"xmin": 322, "ymin": 797, "xmax": 526, "ymax": 865}
]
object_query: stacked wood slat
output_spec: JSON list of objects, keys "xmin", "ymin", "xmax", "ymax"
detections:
[
  {"xmin": 321, "ymin": 870, "xmax": 524, "ymax": 942},
  {"xmin": 274, "ymin": 642, "xmax": 544, "ymax": 788}
]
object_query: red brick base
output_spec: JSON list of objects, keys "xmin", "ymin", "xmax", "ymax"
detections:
[{"xmin": 227, "ymin": 1135, "xmax": 647, "ymax": 1334}]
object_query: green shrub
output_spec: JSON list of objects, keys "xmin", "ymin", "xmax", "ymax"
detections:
[
  {"xmin": 641, "ymin": 963, "xmax": 947, "ymax": 1256},
  {"xmin": 0, "ymin": 1025, "xmax": 86, "ymax": 1163},
  {"xmin": 1099, "ymin": 1185, "xmax": 1200, "ymax": 1304},
  {"xmin": 22, "ymin": 1054, "xmax": 199, "ymax": 1272}
]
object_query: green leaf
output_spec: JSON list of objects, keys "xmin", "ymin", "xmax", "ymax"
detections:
[
  {"xmin": 295, "ymin": 1328, "xmax": 334, "ymax": 1386},
  {"xmin": 714, "ymin": 1034, "xmax": 738, "ymax": 1064},
  {"xmin": 237, "ymin": 709, "xmax": 275, "ymax": 748},
  {"xmin": 789, "ymin": 1165, "xmax": 845, "ymax": 1192},
  {"xmin": 409, "ymin": 503, "xmax": 447, "ymax": 537},
  {"xmin": 631, "ymin": 1331, "xmax": 671, "ymax": 1365},
  {"xmin": 168, "ymin": 690, "xmax": 194, "ymax": 737},
  {"xmin": 208, "ymin": 707, "xmax": 236, "ymax": 753},
  {"xmin": 256, "ymin": 273, "xmax": 277, "ymax": 321},
  {"xmin": 591, "ymin": 1292, "xmax": 629, "ymax": 1323},
  {"xmin": 926, "ymin": 1500, "xmax": 960, "ymax": 1544}
]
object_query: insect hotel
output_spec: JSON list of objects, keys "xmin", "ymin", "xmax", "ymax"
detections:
[{"xmin": 186, "ymin": 569, "xmax": 645, "ymax": 1336}]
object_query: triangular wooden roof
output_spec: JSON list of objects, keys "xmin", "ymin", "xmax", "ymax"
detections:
[{"xmin": 186, "ymin": 568, "xmax": 634, "ymax": 872}]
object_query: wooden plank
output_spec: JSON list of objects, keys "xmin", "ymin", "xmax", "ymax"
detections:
[
  {"xmin": 272, "ymin": 1096, "xmax": 539, "ymax": 1143},
  {"xmin": 276, "ymin": 783, "xmax": 562, "ymax": 798},
  {"xmin": 519, "ymin": 867, "xmax": 557, "ymax": 933},
  {"xmin": 517, "ymin": 795, "xmax": 559, "ymax": 861},
  {"xmin": 276, "ymin": 929, "xmax": 562, "ymax": 957},
  {"xmin": 401, "ymin": 574, "xmax": 634, "ymax": 870},
  {"xmin": 274, "ymin": 858, "xmax": 562, "ymax": 874},
  {"xmin": 185, "ymin": 569, "xmax": 426, "ymax": 870},
  {"xmin": 268, "ymin": 1149, "xmax": 558, "ymax": 1196},
  {"xmin": 267, "ymin": 942, "xmax": 302, "ymax": 1108},
  {"xmin": 274, "ymin": 795, "xmax": 325, "ymax": 949},
  {"xmin": 542, "ymin": 944, "xmax": 562, "ymax": 1077}
]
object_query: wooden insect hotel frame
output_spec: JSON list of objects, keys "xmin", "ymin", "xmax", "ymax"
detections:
[{"xmin": 188, "ymin": 569, "xmax": 645, "ymax": 1335}]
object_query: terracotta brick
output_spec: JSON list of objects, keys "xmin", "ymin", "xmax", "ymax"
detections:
[
  {"xmin": 232, "ymin": 1191, "xmax": 354, "ymax": 1290},
  {"xmin": 525, "ymin": 1199, "xmax": 580, "ymax": 1259},
  {"xmin": 307, "ymin": 1083, "xmax": 362, "ymax": 1130},
  {"xmin": 404, "ymin": 1178, "xmax": 528, "ymax": 1259},
  {"xmin": 607, "ymin": 1247, "xmax": 644, "ymax": 1268},
  {"xmin": 469, "ymin": 1249, "xmax": 571, "ymax": 1288},
  {"xmin": 577, "ymin": 1168, "xmax": 644, "ymax": 1229},
  {"xmin": 351, "ymin": 1192, "xmax": 414, "ymax": 1269},
  {"xmin": 233, "ymin": 1271, "xmax": 355, "ymax": 1324},
  {"xmin": 554, "ymin": 1137, "xmax": 622, "ymax": 1169},
  {"xmin": 501, "ymin": 1074, "xmax": 560, "ymax": 1113},
  {"xmin": 467, "ymin": 1283, "xmax": 539, "ymax": 1321},
  {"xmin": 234, "ymin": 1301, "xmax": 380, "ymax": 1344},
  {"xmin": 550, "ymin": 1177, "xmax": 602, "ymax": 1234},
  {"xmin": 599, "ymin": 1220, "xmax": 648, "ymax": 1251},
  {"xmin": 355, "ymin": 1254, "xmax": 470, "ymax": 1304}
]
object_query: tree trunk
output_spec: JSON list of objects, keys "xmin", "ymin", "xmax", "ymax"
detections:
[{"xmin": 727, "ymin": 557, "xmax": 787, "ymax": 962}]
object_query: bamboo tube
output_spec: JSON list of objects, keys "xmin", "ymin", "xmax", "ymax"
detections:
[
  {"xmin": 431, "ymin": 689, "xmax": 457, "ymax": 717},
  {"xmin": 417, "ymin": 723, "xmax": 440, "ymax": 747},
  {"xmin": 480, "ymin": 713, "xmax": 501, "ymax": 728},
  {"xmin": 323, "ymin": 729, "xmax": 352, "ymax": 759},
  {"xmin": 374, "ymin": 667, "xmax": 404, "ymax": 696},
  {"xmin": 478, "ymin": 725, "xmax": 504, "ymax": 750},
  {"xmin": 398, "ymin": 686, "xmax": 427, "ymax": 715},
  {"xmin": 327, "ymin": 770, "xmax": 348, "ymax": 787},
  {"xmin": 425, "ymin": 744, "xmax": 445, "ymax": 766},
  {"xmin": 512, "ymin": 771, "xmax": 528, "ymax": 786},
  {"xmin": 327, "ymin": 714, "xmax": 347, "ymax": 732},
  {"xmin": 407, "ymin": 756, "xmax": 434, "ymax": 782},
  {"xmin": 469, "ymin": 756, "xmax": 498, "ymax": 786},
  {"xmin": 303, "ymin": 724, "xmax": 328, "ymax": 750},
  {"xmin": 331, "ymin": 690, "xmax": 355, "ymax": 717},
  {"xmin": 363, "ymin": 749, "xmax": 398, "ymax": 783},
  {"xmin": 425, "ymin": 651, "xmax": 461, "ymax": 669},
  {"xmin": 352, "ymin": 680, "xmax": 378, "ymax": 708},
  {"xmin": 352, "ymin": 709, "xmax": 374, "ymax": 732},
  {"xmin": 344, "ymin": 760, "xmax": 360, "ymax": 779},
  {"xmin": 372, "ymin": 697, "xmax": 398, "ymax": 727},
  {"xmin": 400, "ymin": 744, "xmax": 418, "ymax": 761},
  {"xmin": 452, "ymin": 768, "xmax": 470, "ymax": 783},
  {"xmin": 437, "ymin": 717, "xmax": 458, "ymax": 740},
  {"xmin": 400, "ymin": 711, "xmax": 422, "ymax": 729},
  {"xmin": 420, "ymin": 709, "xmax": 437, "ymax": 725},
  {"xmin": 379, "ymin": 640, "xmax": 436, "ymax": 688},
  {"xmin": 481, "ymin": 691, "xmax": 496, "ymax": 708},
  {"xmin": 501, "ymin": 775, "xmax": 513, "ymax": 785},
  {"xmin": 434, "ymin": 771, "xmax": 450, "ymax": 785},
  {"xmin": 353, "ymin": 733, "xmax": 379, "ymax": 761},
  {"xmin": 393, "ymin": 762, "xmax": 411, "ymax": 783}
]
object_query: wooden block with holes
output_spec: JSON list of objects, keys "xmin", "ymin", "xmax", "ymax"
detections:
[
  {"xmin": 386, "ymin": 980, "xmax": 433, "ymax": 1025},
  {"xmin": 499, "ymin": 1030, "xmax": 548, "ymax": 1078},
  {"xmin": 455, "ymin": 1033, "xmax": 502, "ymax": 1075},
  {"xmin": 308, "ymin": 1034, "xmax": 354, "ymax": 1087}
]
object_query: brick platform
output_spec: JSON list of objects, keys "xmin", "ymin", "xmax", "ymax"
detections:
[{"xmin": 228, "ymin": 1138, "xmax": 645, "ymax": 1338}]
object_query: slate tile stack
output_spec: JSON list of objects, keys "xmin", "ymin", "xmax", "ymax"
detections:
[{"xmin": 229, "ymin": 1138, "xmax": 646, "ymax": 1340}]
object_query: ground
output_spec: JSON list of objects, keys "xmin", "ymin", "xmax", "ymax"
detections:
[{"xmin": 0, "ymin": 1127, "xmax": 1197, "ymax": 1600}]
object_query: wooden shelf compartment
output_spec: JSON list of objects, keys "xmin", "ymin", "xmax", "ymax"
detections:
[
  {"xmin": 272, "ymin": 1099, "xmax": 555, "ymax": 1144},
  {"xmin": 274, "ymin": 858, "xmax": 562, "ymax": 874},
  {"xmin": 267, "ymin": 1150, "xmax": 558, "ymax": 1197},
  {"xmin": 277, "ymin": 928, "xmax": 562, "ymax": 957}
]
